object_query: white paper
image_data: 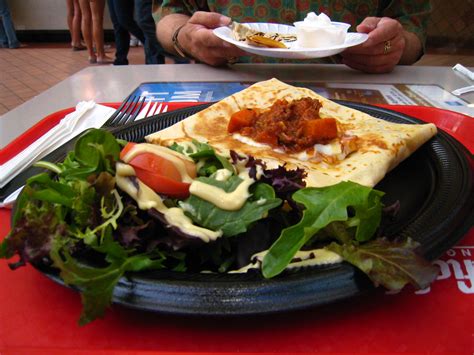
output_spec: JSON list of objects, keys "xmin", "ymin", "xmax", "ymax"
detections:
[{"xmin": 0, "ymin": 101, "xmax": 116, "ymax": 188}]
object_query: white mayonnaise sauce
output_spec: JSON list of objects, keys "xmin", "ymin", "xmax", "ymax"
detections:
[
  {"xmin": 189, "ymin": 170, "xmax": 254, "ymax": 211},
  {"xmin": 229, "ymin": 248, "xmax": 343, "ymax": 273},
  {"xmin": 232, "ymin": 133, "xmax": 271, "ymax": 148},
  {"xmin": 213, "ymin": 168, "xmax": 233, "ymax": 181}
]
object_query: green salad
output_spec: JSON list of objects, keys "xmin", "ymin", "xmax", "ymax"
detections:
[{"xmin": 1, "ymin": 129, "xmax": 438, "ymax": 325}]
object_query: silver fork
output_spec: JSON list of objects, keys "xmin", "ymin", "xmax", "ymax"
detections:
[{"xmin": 103, "ymin": 94, "xmax": 147, "ymax": 127}]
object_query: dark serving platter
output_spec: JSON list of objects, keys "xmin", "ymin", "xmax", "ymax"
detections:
[{"xmin": 6, "ymin": 101, "xmax": 474, "ymax": 316}]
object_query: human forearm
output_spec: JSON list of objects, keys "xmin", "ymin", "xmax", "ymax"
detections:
[
  {"xmin": 156, "ymin": 11, "xmax": 245, "ymax": 66},
  {"xmin": 156, "ymin": 13, "xmax": 190, "ymax": 56}
]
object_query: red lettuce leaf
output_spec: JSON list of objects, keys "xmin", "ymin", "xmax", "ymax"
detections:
[{"xmin": 326, "ymin": 238, "xmax": 439, "ymax": 291}]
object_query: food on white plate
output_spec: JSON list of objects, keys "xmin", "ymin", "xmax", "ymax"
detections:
[
  {"xmin": 246, "ymin": 34, "xmax": 288, "ymax": 49},
  {"xmin": 231, "ymin": 21, "xmax": 296, "ymax": 49},
  {"xmin": 1, "ymin": 80, "xmax": 439, "ymax": 325},
  {"xmin": 293, "ymin": 12, "xmax": 350, "ymax": 48}
]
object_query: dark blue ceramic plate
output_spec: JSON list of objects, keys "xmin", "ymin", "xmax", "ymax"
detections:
[{"xmin": 18, "ymin": 102, "xmax": 474, "ymax": 315}]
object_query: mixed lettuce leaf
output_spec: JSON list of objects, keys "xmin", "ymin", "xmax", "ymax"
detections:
[
  {"xmin": 262, "ymin": 182, "xmax": 384, "ymax": 278},
  {"xmin": 0, "ymin": 129, "xmax": 438, "ymax": 325},
  {"xmin": 182, "ymin": 177, "xmax": 281, "ymax": 237}
]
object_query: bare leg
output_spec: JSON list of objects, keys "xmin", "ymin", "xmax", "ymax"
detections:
[
  {"xmin": 66, "ymin": 0, "xmax": 74, "ymax": 47},
  {"xmin": 78, "ymin": 0, "xmax": 96, "ymax": 62},
  {"xmin": 71, "ymin": 0, "xmax": 83, "ymax": 48},
  {"xmin": 90, "ymin": 0, "xmax": 112, "ymax": 62}
]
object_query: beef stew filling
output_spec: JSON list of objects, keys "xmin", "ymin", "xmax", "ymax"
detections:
[{"xmin": 228, "ymin": 98, "xmax": 338, "ymax": 152}]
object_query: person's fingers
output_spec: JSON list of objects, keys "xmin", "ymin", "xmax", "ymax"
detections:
[
  {"xmin": 192, "ymin": 27, "xmax": 227, "ymax": 47},
  {"xmin": 180, "ymin": 12, "xmax": 246, "ymax": 66},
  {"xmin": 342, "ymin": 57, "xmax": 396, "ymax": 74},
  {"xmin": 192, "ymin": 28, "xmax": 245, "ymax": 55},
  {"xmin": 341, "ymin": 50, "xmax": 400, "ymax": 68},
  {"xmin": 341, "ymin": 16, "xmax": 405, "ymax": 73},
  {"xmin": 356, "ymin": 17, "xmax": 381, "ymax": 34},
  {"xmin": 342, "ymin": 34, "xmax": 404, "ymax": 56},
  {"xmin": 344, "ymin": 18, "xmax": 403, "ymax": 55},
  {"xmin": 200, "ymin": 43, "xmax": 246, "ymax": 66},
  {"xmin": 188, "ymin": 11, "xmax": 231, "ymax": 29},
  {"xmin": 364, "ymin": 17, "xmax": 402, "ymax": 46},
  {"xmin": 185, "ymin": 26, "xmax": 245, "ymax": 66}
]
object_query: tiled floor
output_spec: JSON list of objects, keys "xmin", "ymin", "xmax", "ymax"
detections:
[
  {"xmin": 0, "ymin": 43, "xmax": 150, "ymax": 116},
  {"xmin": 0, "ymin": 43, "xmax": 473, "ymax": 116}
]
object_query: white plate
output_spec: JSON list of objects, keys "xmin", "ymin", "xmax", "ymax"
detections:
[{"xmin": 213, "ymin": 22, "xmax": 368, "ymax": 59}]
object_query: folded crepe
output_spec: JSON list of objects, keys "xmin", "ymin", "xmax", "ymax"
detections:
[
  {"xmin": 146, "ymin": 79, "xmax": 437, "ymax": 188},
  {"xmin": 230, "ymin": 22, "xmax": 296, "ymax": 43}
]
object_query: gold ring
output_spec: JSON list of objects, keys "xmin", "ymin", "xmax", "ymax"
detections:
[
  {"xmin": 227, "ymin": 57, "xmax": 238, "ymax": 64},
  {"xmin": 383, "ymin": 40, "xmax": 391, "ymax": 54}
]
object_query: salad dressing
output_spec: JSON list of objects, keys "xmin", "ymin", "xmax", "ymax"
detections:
[
  {"xmin": 116, "ymin": 162, "xmax": 222, "ymax": 242},
  {"xmin": 232, "ymin": 133, "xmax": 272, "ymax": 148},
  {"xmin": 189, "ymin": 171, "xmax": 254, "ymax": 211},
  {"xmin": 230, "ymin": 248, "xmax": 343, "ymax": 273},
  {"xmin": 164, "ymin": 208, "xmax": 222, "ymax": 242},
  {"xmin": 213, "ymin": 168, "xmax": 233, "ymax": 181},
  {"xmin": 175, "ymin": 140, "xmax": 200, "ymax": 154}
]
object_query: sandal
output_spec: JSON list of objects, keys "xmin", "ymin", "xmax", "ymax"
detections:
[
  {"xmin": 72, "ymin": 45, "xmax": 87, "ymax": 51},
  {"xmin": 96, "ymin": 56, "xmax": 113, "ymax": 65},
  {"xmin": 96, "ymin": 59, "xmax": 113, "ymax": 65}
]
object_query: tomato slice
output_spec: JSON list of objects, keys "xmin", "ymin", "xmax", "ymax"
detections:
[
  {"xmin": 132, "ymin": 166, "xmax": 191, "ymax": 199},
  {"xmin": 129, "ymin": 152, "xmax": 183, "ymax": 181},
  {"xmin": 129, "ymin": 154, "xmax": 191, "ymax": 198},
  {"xmin": 120, "ymin": 142, "xmax": 137, "ymax": 160},
  {"xmin": 121, "ymin": 144, "xmax": 197, "ymax": 179},
  {"xmin": 120, "ymin": 143, "xmax": 197, "ymax": 198}
]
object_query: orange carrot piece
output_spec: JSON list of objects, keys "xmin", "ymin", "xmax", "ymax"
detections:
[
  {"xmin": 303, "ymin": 118, "xmax": 338, "ymax": 143},
  {"xmin": 228, "ymin": 109, "xmax": 257, "ymax": 133}
]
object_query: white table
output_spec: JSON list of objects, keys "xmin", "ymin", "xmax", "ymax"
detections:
[{"xmin": 1, "ymin": 64, "xmax": 473, "ymax": 149}]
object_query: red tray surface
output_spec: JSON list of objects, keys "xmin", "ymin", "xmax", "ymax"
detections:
[{"xmin": 0, "ymin": 103, "xmax": 473, "ymax": 354}]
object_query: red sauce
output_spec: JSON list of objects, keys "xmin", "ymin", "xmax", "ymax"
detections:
[{"xmin": 228, "ymin": 98, "xmax": 338, "ymax": 152}]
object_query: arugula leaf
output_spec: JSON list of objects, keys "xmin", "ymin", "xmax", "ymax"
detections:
[
  {"xmin": 182, "ymin": 176, "xmax": 281, "ymax": 237},
  {"xmin": 170, "ymin": 140, "xmax": 233, "ymax": 176},
  {"xmin": 326, "ymin": 238, "xmax": 439, "ymax": 291},
  {"xmin": 262, "ymin": 181, "xmax": 383, "ymax": 278},
  {"xmin": 70, "ymin": 180, "xmax": 96, "ymax": 227},
  {"xmin": 74, "ymin": 129, "xmax": 120, "ymax": 168},
  {"xmin": 27, "ymin": 173, "xmax": 76, "ymax": 206},
  {"xmin": 58, "ymin": 129, "xmax": 121, "ymax": 179}
]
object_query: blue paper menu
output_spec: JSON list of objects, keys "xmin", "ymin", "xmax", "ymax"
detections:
[{"xmin": 130, "ymin": 81, "xmax": 469, "ymax": 110}]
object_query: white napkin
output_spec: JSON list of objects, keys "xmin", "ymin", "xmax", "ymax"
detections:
[
  {"xmin": 452, "ymin": 63, "xmax": 474, "ymax": 81},
  {"xmin": 0, "ymin": 101, "xmax": 116, "ymax": 188}
]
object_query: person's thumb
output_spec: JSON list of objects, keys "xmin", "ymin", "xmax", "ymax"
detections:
[
  {"xmin": 356, "ymin": 17, "xmax": 381, "ymax": 33},
  {"xmin": 189, "ymin": 11, "xmax": 232, "ymax": 29}
]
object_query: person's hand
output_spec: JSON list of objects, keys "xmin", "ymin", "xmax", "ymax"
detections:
[
  {"xmin": 341, "ymin": 17, "xmax": 406, "ymax": 74},
  {"xmin": 179, "ymin": 12, "xmax": 246, "ymax": 66}
]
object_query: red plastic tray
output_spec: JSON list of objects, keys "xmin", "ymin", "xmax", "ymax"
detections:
[{"xmin": 0, "ymin": 102, "xmax": 473, "ymax": 354}]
